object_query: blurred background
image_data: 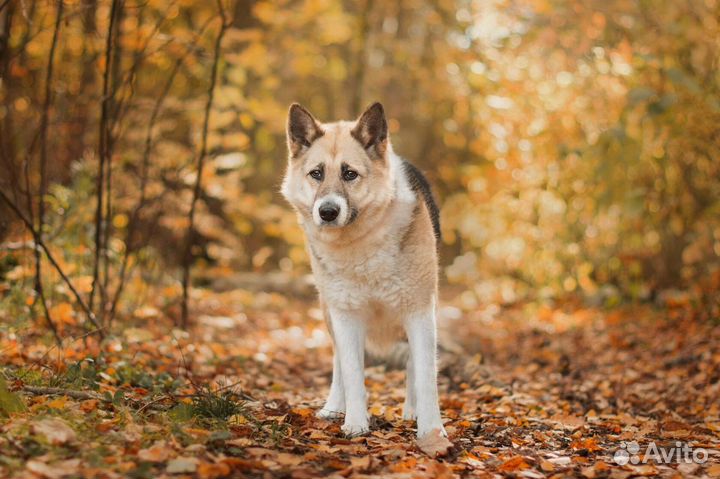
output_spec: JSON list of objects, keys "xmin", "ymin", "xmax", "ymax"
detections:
[{"xmin": 1, "ymin": 0, "xmax": 719, "ymax": 329}]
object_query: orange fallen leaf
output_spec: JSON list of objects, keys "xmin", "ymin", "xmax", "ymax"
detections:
[
  {"xmin": 290, "ymin": 407, "xmax": 314, "ymax": 418},
  {"xmin": 80, "ymin": 399, "xmax": 98, "ymax": 413},
  {"xmin": 96, "ymin": 421, "xmax": 115, "ymax": 433},
  {"xmin": 571, "ymin": 437, "xmax": 602, "ymax": 452},
  {"xmin": 275, "ymin": 453, "xmax": 304, "ymax": 466},
  {"xmin": 197, "ymin": 461, "xmax": 231, "ymax": 479},
  {"xmin": 389, "ymin": 456, "xmax": 417, "ymax": 473},
  {"xmin": 498, "ymin": 456, "xmax": 530, "ymax": 472},
  {"xmin": 137, "ymin": 440, "xmax": 173, "ymax": 462},
  {"xmin": 47, "ymin": 397, "xmax": 68, "ymax": 409},
  {"xmin": 26, "ymin": 459, "xmax": 80, "ymax": 479},
  {"xmin": 350, "ymin": 455, "xmax": 372, "ymax": 471},
  {"xmin": 706, "ymin": 464, "xmax": 720, "ymax": 477}
]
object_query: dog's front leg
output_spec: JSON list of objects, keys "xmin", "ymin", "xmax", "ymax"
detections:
[
  {"xmin": 317, "ymin": 351, "xmax": 345, "ymax": 419},
  {"xmin": 405, "ymin": 307, "xmax": 446, "ymax": 438},
  {"xmin": 402, "ymin": 349, "xmax": 417, "ymax": 420},
  {"xmin": 329, "ymin": 307, "xmax": 369, "ymax": 437}
]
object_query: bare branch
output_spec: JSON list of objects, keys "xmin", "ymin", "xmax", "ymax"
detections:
[
  {"xmin": 21, "ymin": 386, "xmax": 102, "ymax": 401},
  {"xmin": 33, "ymin": 0, "xmax": 64, "ymax": 345},
  {"xmin": 90, "ymin": 0, "xmax": 121, "ymax": 321}
]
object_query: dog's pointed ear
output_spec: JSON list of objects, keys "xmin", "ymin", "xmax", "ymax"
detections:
[
  {"xmin": 287, "ymin": 103, "xmax": 324, "ymax": 158},
  {"xmin": 351, "ymin": 102, "xmax": 388, "ymax": 159}
]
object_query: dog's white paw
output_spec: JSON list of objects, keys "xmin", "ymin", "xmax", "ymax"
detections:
[
  {"xmin": 316, "ymin": 408, "xmax": 344, "ymax": 420},
  {"xmin": 402, "ymin": 406, "xmax": 417, "ymax": 421},
  {"xmin": 341, "ymin": 422, "xmax": 370, "ymax": 438},
  {"xmin": 417, "ymin": 423, "xmax": 447, "ymax": 439}
]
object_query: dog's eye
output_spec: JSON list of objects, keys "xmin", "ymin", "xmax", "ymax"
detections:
[
  {"xmin": 309, "ymin": 169, "xmax": 323, "ymax": 180},
  {"xmin": 342, "ymin": 170, "xmax": 358, "ymax": 181}
]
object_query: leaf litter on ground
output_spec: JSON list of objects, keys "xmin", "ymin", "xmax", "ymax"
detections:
[{"xmin": 0, "ymin": 287, "xmax": 718, "ymax": 478}]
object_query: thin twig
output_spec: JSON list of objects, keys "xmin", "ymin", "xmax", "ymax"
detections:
[
  {"xmin": 21, "ymin": 386, "xmax": 102, "ymax": 401},
  {"xmin": 90, "ymin": 0, "xmax": 121, "ymax": 322},
  {"xmin": 21, "ymin": 386, "xmax": 170, "ymax": 412},
  {"xmin": 179, "ymin": 0, "xmax": 229, "ymax": 329},
  {"xmin": 33, "ymin": 0, "xmax": 64, "ymax": 346}
]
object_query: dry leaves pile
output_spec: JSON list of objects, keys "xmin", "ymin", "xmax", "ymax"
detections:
[{"xmin": 0, "ymin": 288, "xmax": 718, "ymax": 478}]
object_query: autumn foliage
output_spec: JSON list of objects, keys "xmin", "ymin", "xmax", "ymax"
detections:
[{"xmin": 0, "ymin": 0, "xmax": 719, "ymax": 478}]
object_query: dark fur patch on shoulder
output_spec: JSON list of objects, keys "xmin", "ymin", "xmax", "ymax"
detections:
[{"xmin": 402, "ymin": 160, "xmax": 441, "ymax": 243}]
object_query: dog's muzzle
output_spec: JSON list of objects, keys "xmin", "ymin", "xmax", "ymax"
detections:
[{"xmin": 313, "ymin": 194, "xmax": 348, "ymax": 226}]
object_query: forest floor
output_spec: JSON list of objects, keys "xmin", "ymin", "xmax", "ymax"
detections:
[{"xmin": 0, "ymin": 285, "xmax": 719, "ymax": 478}]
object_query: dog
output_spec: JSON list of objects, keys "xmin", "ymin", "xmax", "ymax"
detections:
[{"xmin": 281, "ymin": 102, "xmax": 445, "ymax": 439}]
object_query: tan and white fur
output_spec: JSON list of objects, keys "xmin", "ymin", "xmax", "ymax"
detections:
[{"xmin": 281, "ymin": 102, "xmax": 445, "ymax": 439}]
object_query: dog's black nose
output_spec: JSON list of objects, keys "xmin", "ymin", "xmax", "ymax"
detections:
[{"xmin": 319, "ymin": 204, "xmax": 340, "ymax": 222}]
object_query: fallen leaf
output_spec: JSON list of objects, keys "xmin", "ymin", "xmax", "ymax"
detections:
[
  {"xmin": 47, "ymin": 396, "xmax": 68, "ymax": 410},
  {"xmin": 167, "ymin": 457, "xmax": 198, "ymax": 474},
  {"xmin": 197, "ymin": 461, "xmax": 231, "ymax": 479},
  {"xmin": 499, "ymin": 456, "xmax": 530, "ymax": 472},
  {"xmin": 547, "ymin": 456, "xmax": 572, "ymax": 466},
  {"xmin": 416, "ymin": 428, "xmax": 453, "ymax": 457},
  {"xmin": 626, "ymin": 464, "xmax": 658, "ymax": 476},
  {"xmin": 226, "ymin": 437, "xmax": 253, "ymax": 447},
  {"xmin": 290, "ymin": 407, "xmax": 314, "ymax": 418},
  {"xmin": 32, "ymin": 418, "xmax": 77, "ymax": 445},
  {"xmin": 571, "ymin": 437, "xmax": 602, "ymax": 452},
  {"xmin": 425, "ymin": 461, "xmax": 455, "ymax": 479},
  {"xmin": 275, "ymin": 453, "xmax": 304, "ymax": 466},
  {"xmin": 0, "ymin": 376, "xmax": 26, "ymax": 416},
  {"xmin": 137, "ymin": 440, "xmax": 173, "ymax": 462},
  {"xmin": 80, "ymin": 399, "xmax": 98, "ymax": 413},
  {"xmin": 350, "ymin": 455, "xmax": 372, "ymax": 471},
  {"xmin": 551, "ymin": 413, "xmax": 585, "ymax": 430},
  {"xmin": 122, "ymin": 423, "xmax": 143, "ymax": 442},
  {"xmin": 26, "ymin": 459, "xmax": 80, "ymax": 479},
  {"xmin": 390, "ymin": 457, "xmax": 417, "ymax": 473},
  {"xmin": 707, "ymin": 464, "xmax": 720, "ymax": 478}
]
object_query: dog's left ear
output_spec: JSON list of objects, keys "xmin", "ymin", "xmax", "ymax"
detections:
[{"xmin": 351, "ymin": 102, "xmax": 388, "ymax": 159}]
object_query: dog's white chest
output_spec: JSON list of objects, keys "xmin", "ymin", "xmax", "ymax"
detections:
[{"xmin": 313, "ymin": 241, "xmax": 405, "ymax": 310}]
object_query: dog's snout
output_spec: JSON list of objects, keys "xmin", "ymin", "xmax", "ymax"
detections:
[{"xmin": 319, "ymin": 203, "xmax": 340, "ymax": 222}]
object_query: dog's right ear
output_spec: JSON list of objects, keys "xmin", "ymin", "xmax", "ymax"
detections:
[
  {"xmin": 287, "ymin": 103, "xmax": 324, "ymax": 158},
  {"xmin": 351, "ymin": 102, "xmax": 388, "ymax": 160}
]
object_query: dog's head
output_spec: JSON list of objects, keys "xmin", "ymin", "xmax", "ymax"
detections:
[{"xmin": 281, "ymin": 102, "xmax": 393, "ymax": 231}]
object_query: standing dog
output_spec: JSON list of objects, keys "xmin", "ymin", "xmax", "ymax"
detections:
[{"xmin": 281, "ymin": 102, "xmax": 445, "ymax": 439}]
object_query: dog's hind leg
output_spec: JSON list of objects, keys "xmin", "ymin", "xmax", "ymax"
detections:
[
  {"xmin": 402, "ymin": 350, "xmax": 417, "ymax": 420},
  {"xmin": 405, "ymin": 305, "xmax": 446, "ymax": 439},
  {"xmin": 317, "ymin": 351, "xmax": 345, "ymax": 419}
]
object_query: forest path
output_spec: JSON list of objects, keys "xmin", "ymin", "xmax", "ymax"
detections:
[{"xmin": 1, "ymin": 288, "xmax": 718, "ymax": 478}]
